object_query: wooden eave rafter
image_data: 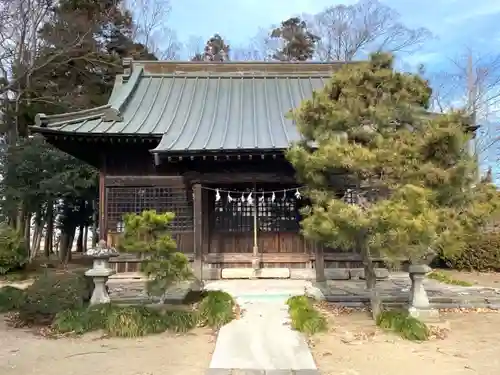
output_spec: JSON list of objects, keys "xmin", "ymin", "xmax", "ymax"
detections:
[{"xmin": 151, "ymin": 149, "xmax": 288, "ymax": 165}]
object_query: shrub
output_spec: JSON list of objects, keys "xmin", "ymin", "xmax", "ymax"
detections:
[
  {"xmin": 0, "ymin": 286, "xmax": 26, "ymax": 312},
  {"xmin": 19, "ymin": 272, "xmax": 92, "ymax": 325},
  {"xmin": 376, "ymin": 310, "xmax": 429, "ymax": 341},
  {"xmin": 53, "ymin": 304, "xmax": 199, "ymax": 337},
  {"xmin": 286, "ymin": 295, "xmax": 327, "ymax": 335},
  {"xmin": 198, "ymin": 290, "xmax": 236, "ymax": 329},
  {"xmin": 0, "ymin": 224, "xmax": 27, "ymax": 275},
  {"xmin": 443, "ymin": 231, "xmax": 500, "ymax": 271},
  {"xmin": 162, "ymin": 310, "xmax": 199, "ymax": 332},
  {"xmin": 104, "ymin": 305, "xmax": 168, "ymax": 337}
]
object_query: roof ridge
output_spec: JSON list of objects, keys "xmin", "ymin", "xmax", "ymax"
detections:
[
  {"xmin": 141, "ymin": 72, "xmax": 334, "ymax": 78},
  {"xmin": 130, "ymin": 59, "xmax": 354, "ymax": 76},
  {"xmin": 110, "ymin": 65, "xmax": 144, "ymax": 112},
  {"xmin": 34, "ymin": 104, "xmax": 122, "ymax": 128},
  {"xmin": 34, "ymin": 66, "xmax": 145, "ymax": 128}
]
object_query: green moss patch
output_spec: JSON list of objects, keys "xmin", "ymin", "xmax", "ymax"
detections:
[
  {"xmin": 286, "ymin": 295, "xmax": 327, "ymax": 335},
  {"xmin": 376, "ymin": 310, "xmax": 429, "ymax": 341},
  {"xmin": 427, "ymin": 271, "xmax": 473, "ymax": 287}
]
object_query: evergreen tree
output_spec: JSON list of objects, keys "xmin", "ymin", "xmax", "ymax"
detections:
[
  {"xmin": 0, "ymin": 0, "xmax": 156, "ymax": 260},
  {"xmin": 31, "ymin": 0, "xmax": 156, "ymax": 113},
  {"xmin": 270, "ymin": 17, "xmax": 319, "ymax": 61},
  {"xmin": 287, "ymin": 53, "xmax": 499, "ymax": 316},
  {"xmin": 191, "ymin": 34, "xmax": 230, "ymax": 62}
]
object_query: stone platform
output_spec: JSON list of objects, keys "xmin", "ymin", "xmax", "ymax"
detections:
[
  {"xmin": 106, "ymin": 273, "xmax": 500, "ymax": 309},
  {"xmin": 316, "ymin": 273, "xmax": 500, "ymax": 309},
  {"xmin": 107, "ymin": 279, "xmax": 197, "ymax": 304}
]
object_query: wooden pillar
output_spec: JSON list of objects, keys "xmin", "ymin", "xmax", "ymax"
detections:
[
  {"xmin": 201, "ymin": 189, "xmax": 210, "ymax": 255},
  {"xmin": 98, "ymin": 171, "xmax": 107, "ymax": 241},
  {"xmin": 315, "ymin": 243, "xmax": 326, "ymax": 282},
  {"xmin": 193, "ymin": 183, "xmax": 203, "ymax": 281}
]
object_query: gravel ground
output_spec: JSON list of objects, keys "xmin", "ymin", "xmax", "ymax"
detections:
[
  {"xmin": 0, "ymin": 320, "xmax": 216, "ymax": 375},
  {"xmin": 311, "ymin": 309, "xmax": 500, "ymax": 375}
]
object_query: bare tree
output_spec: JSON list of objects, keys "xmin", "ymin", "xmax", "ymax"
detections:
[
  {"xmin": 231, "ymin": 27, "xmax": 281, "ymax": 61},
  {"xmin": 431, "ymin": 49, "xmax": 500, "ymax": 174},
  {"xmin": 185, "ymin": 35, "xmax": 205, "ymax": 60},
  {"xmin": 0, "ymin": 0, "xmax": 55, "ymax": 142},
  {"xmin": 432, "ymin": 49, "xmax": 500, "ymax": 120},
  {"xmin": 306, "ymin": 0, "xmax": 431, "ymax": 62},
  {"xmin": 126, "ymin": 0, "xmax": 180, "ymax": 59}
]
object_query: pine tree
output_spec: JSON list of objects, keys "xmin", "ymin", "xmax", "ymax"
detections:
[
  {"xmin": 118, "ymin": 210, "xmax": 192, "ymax": 302},
  {"xmin": 32, "ymin": 0, "xmax": 156, "ymax": 113},
  {"xmin": 270, "ymin": 17, "xmax": 319, "ymax": 61},
  {"xmin": 191, "ymin": 34, "xmax": 230, "ymax": 62},
  {"xmin": 287, "ymin": 53, "xmax": 499, "ymax": 316}
]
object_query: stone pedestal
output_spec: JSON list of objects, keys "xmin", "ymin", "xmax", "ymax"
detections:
[
  {"xmin": 408, "ymin": 264, "xmax": 439, "ymax": 321},
  {"xmin": 85, "ymin": 255, "xmax": 116, "ymax": 305}
]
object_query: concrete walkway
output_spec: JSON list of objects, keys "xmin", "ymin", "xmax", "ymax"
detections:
[{"xmin": 205, "ymin": 280, "xmax": 320, "ymax": 375}]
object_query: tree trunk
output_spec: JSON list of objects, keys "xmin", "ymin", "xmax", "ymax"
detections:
[
  {"xmin": 44, "ymin": 200, "xmax": 54, "ymax": 258},
  {"xmin": 67, "ymin": 231, "xmax": 75, "ymax": 262},
  {"xmin": 17, "ymin": 205, "xmax": 25, "ymax": 235},
  {"xmin": 58, "ymin": 234, "xmax": 68, "ymax": 263},
  {"xmin": 31, "ymin": 220, "xmax": 44, "ymax": 259},
  {"xmin": 34, "ymin": 227, "xmax": 43, "ymax": 256},
  {"xmin": 24, "ymin": 212, "xmax": 32, "ymax": 261},
  {"xmin": 83, "ymin": 226, "xmax": 88, "ymax": 252},
  {"xmin": 59, "ymin": 225, "xmax": 76, "ymax": 264},
  {"xmin": 76, "ymin": 225, "xmax": 84, "ymax": 252},
  {"xmin": 359, "ymin": 239, "xmax": 381, "ymax": 319}
]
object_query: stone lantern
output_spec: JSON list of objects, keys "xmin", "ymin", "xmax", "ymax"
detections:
[
  {"xmin": 85, "ymin": 240, "xmax": 118, "ymax": 305},
  {"xmin": 408, "ymin": 264, "xmax": 439, "ymax": 321}
]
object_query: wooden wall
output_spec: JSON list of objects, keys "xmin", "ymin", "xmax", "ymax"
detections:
[{"xmin": 88, "ymin": 143, "xmax": 365, "ymax": 272}]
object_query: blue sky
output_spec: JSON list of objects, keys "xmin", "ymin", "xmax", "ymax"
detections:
[
  {"xmin": 165, "ymin": 0, "xmax": 500, "ymax": 181},
  {"xmin": 168, "ymin": 0, "xmax": 500, "ymax": 70}
]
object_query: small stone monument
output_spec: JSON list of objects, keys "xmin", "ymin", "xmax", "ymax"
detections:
[
  {"xmin": 408, "ymin": 264, "xmax": 439, "ymax": 321},
  {"xmin": 85, "ymin": 240, "xmax": 118, "ymax": 305}
]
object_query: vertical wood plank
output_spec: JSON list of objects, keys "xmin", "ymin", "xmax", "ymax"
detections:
[{"xmin": 193, "ymin": 183, "xmax": 203, "ymax": 281}]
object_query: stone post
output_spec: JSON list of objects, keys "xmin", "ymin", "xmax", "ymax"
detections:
[{"xmin": 408, "ymin": 264, "xmax": 439, "ymax": 321}]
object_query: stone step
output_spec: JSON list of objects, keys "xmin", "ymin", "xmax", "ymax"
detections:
[{"xmin": 221, "ymin": 268, "xmax": 290, "ymax": 279}]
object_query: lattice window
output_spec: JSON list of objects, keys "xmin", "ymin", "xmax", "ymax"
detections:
[
  {"xmin": 213, "ymin": 190, "xmax": 254, "ymax": 232},
  {"xmin": 107, "ymin": 186, "xmax": 193, "ymax": 232},
  {"xmin": 257, "ymin": 194, "xmax": 299, "ymax": 232},
  {"xmin": 213, "ymin": 190, "xmax": 300, "ymax": 233}
]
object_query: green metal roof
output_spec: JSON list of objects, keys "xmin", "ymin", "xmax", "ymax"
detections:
[{"xmin": 31, "ymin": 60, "xmax": 343, "ymax": 152}]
